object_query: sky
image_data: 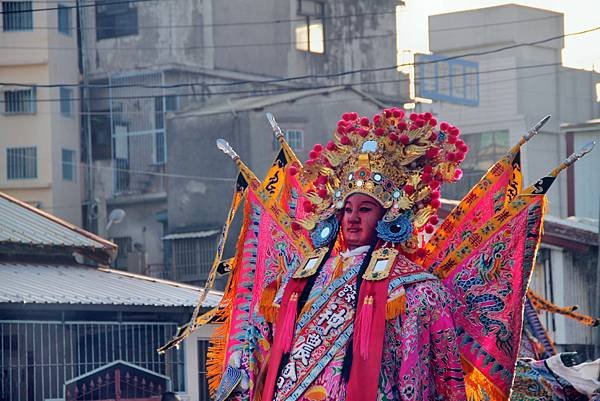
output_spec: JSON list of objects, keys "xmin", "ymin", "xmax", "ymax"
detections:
[{"xmin": 396, "ymin": 0, "xmax": 600, "ymax": 71}]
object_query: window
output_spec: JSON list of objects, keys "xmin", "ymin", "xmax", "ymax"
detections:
[
  {"xmin": 285, "ymin": 129, "xmax": 304, "ymax": 151},
  {"xmin": 62, "ymin": 148, "xmax": 76, "ymax": 181},
  {"xmin": 7, "ymin": 147, "xmax": 37, "ymax": 179},
  {"xmin": 60, "ymin": 86, "xmax": 72, "ymax": 116},
  {"xmin": 442, "ymin": 130, "xmax": 509, "ymax": 200},
  {"xmin": 2, "ymin": 1, "xmax": 33, "ymax": 31},
  {"xmin": 295, "ymin": 0, "xmax": 324, "ymax": 54},
  {"xmin": 95, "ymin": 0, "xmax": 138, "ymax": 40},
  {"xmin": 57, "ymin": 4, "xmax": 71, "ymax": 35},
  {"xmin": 171, "ymin": 235, "xmax": 218, "ymax": 282},
  {"xmin": 113, "ymin": 236, "xmax": 132, "ymax": 269},
  {"xmin": 3, "ymin": 88, "xmax": 36, "ymax": 114}
]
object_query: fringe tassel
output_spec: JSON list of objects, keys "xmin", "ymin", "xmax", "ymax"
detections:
[
  {"xmin": 259, "ymin": 284, "xmax": 279, "ymax": 323},
  {"xmin": 354, "ymin": 295, "xmax": 374, "ymax": 360},
  {"xmin": 280, "ymin": 292, "xmax": 299, "ymax": 353},
  {"xmin": 386, "ymin": 294, "xmax": 406, "ymax": 320},
  {"xmin": 331, "ymin": 256, "xmax": 345, "ymax": 280}
]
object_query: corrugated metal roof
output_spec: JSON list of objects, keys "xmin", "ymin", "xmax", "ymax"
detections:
[
  {"xmin": 162, "ymin": 229, "xmax": 220, "ymax": 240},
  {"xmin": 0, "ymin": 192, "xmax": 115, "ymax": 253},
  {"xmin": 0, "ymin": 262, "xmax": 222, "ymax": 308}
]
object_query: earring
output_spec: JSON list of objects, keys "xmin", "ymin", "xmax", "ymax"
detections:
[
  {"xmin": 376, "ymin": 213, "xmax": 413, "ymax": 244},
  {"xmin": 310, "ymin": 215, "xmax": 340, "ymax": 248}
]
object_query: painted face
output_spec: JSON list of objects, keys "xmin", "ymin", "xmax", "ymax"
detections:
[{"xmin": 341, "ymin": 193, "xmax": 385, "ymax": 250}]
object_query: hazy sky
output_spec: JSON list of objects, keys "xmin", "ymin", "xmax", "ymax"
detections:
[{"xmin": 397, "ymin": 0, "xmax": 600, "ymax": 71}]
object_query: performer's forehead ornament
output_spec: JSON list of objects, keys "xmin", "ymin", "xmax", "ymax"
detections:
[{"xmin": 294, "ymin": 108, "xmax": 468, "ymax": 254}]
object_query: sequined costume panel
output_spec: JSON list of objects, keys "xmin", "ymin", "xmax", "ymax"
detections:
[{"xmin": 272, "ymin": 252, "xmax": 466, "ymax": 401}]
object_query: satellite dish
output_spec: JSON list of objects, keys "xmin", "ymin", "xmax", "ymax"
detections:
[{"xmin": 106, "ymin": 208, "xmax": 126, "ymax": 231}]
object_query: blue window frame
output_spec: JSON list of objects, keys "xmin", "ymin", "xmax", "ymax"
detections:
[
  {"xmin": 58, "ymin": 4, "xmax": 71, "ymax": 35},
  {"xmin": 62, "ymin": 148, "xmax": 76, "ymax": 181}
]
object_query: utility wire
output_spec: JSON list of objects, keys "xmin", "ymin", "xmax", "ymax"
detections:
[
  {"xmin": 12, "ymin": 11, "xmax": 561, "ymax": 31},
  {"xmin": 2, "ymin": 25, "xmax": 597, "ymax": 93},
  {"xmin": 0, "ymin": 62, "xmax": 578, "ymax": 103}
]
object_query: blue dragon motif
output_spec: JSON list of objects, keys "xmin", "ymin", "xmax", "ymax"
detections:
[{"xmin": 454, "ymin": 242, "xmax": 514, "ymax": 357}]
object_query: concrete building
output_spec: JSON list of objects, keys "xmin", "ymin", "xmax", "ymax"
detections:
[
  {"xmin": 0, "ymin": 0, "xmax": 82, "ymax": 224},
  {"xmin": 164, "ymin": 86, "xmax": 390, "ymax": 285},
  {"xmin": 0, "ymin": 190, "xmax": 221, "ymax": 401},
  {"xmin": 80, "ymin": 0, "xmax": 409, "ymax": 279},
  {"xmin": 420, "ymin": 4, "xmax": 600, "ymax": 358}
]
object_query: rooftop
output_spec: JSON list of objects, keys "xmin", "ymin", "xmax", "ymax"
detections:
[
  {"xmin": 0, "ymin": 262, "xmax": 221, "ymax": 308},
  {"xmin": 0, "ymin": 191, "xmax": 116, "ymax": 263}
]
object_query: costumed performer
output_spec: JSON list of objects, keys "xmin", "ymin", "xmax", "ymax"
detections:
[{"xmin": 255, "ymin": 109, "xmax": 468, "ymax": 401}]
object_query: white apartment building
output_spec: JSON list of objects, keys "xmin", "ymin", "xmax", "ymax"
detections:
[
  {"xmin": 0, "ymin": 0, "xmax": 82, "ymax": 224},
  {"xmin": 420, "ymin": 4, "xmax": 600, "ymax": 358}
]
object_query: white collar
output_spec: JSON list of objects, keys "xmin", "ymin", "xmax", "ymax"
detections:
[{"xmin": 340, "ymin": 245, "xmax": 371, "ymax": 258}]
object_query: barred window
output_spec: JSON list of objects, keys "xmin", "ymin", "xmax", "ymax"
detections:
[
  {"xmin": 112, "ymin": 236, "xmax": 132, "ymax": 269},
  {"xmin": 95, "ymin": 0, "xmax": 138, "ymax": 40},
  {"xmin": 2, "ymin": 1, "xmax": 33, "ymax": 31},
  {"xmin": 61, "ymin": 149, "xmax": 76, "ymax": 181},
  {"xmin": 171, "ymin": 235, "xmax": 218, "ymax": 282},
  {"xmin": 60, "ymin": 87, "xmax": 72, "ymax": 116},
  {"xmin": 57, "ymin": 4, "xmax": 71, "ymax": 35},
  {"xmin": 3, "ymin": 88, "xmax": 37, "ymax": 114},
  {"xmin": 285, "ymin": 129, "xmax": 304, "ymax": 151},
  {"xmin": 7, "ymin": 147, "xmax": 37, "ymax": 180}
]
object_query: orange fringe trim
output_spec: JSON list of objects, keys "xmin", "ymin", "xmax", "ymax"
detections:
[
  {"xmin": 461, "ymin": 357, "xmax": 507, "ymax": 401},
  {"xmin": 259, "ymin": 283, "xmax": 280, "ymax": 323},
  {"xmin": 386, "ymin": 294, "xmax": 406, "ymax": 320},
  {"xmin": 205, "ymin": 201, "xmax": 253, "ymax": 397},
  {"xmin": 528, "ymin": 289, "xmax": 600, "ymax": 327}
]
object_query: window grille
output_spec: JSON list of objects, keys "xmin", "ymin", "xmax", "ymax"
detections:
[
  {"xmin": 62, "ymin": 149, "xmax": 76, "ymax": 181},
  {"xmin": 0, "ymin": 321, "xmax": 185, "ymax": 401},
  {"xmin": 112, "ymin": 236, "xmax": 132, "ymax": 269},
  {"xmin": 442, "ymin": 130, "xmax": 509, "ymax": 200},
  {"xmin": 95, "ymin": 0, "xmax": 138, "ymax": 40},
  {"xmin": 60, "ymin": 87, "xmax": 72, "ymax": 116},
  {"xmin": 2, "ymin": 1, "xmax": 33, "ymax": 31},
  {"xmin": 57, "ymin": 4, "xmax": 71, "ymax": 35},
  {"xmin": 171, "ymin": 236, "xmax": 218, "ymax": 282},
  {"xmin": 7, "ymin": 147, "xmax": 37, "ymax": 180},
  {"xmin": 3, "ymin": 88, "xmax": 37, "ymax": 114},
  {"xmin": 285, "ymin": 129, "xmax": 304, "ymax": 151},
  {"xmin": 295, "ymin": 0, "xmax": 325, "ymax": 54}
]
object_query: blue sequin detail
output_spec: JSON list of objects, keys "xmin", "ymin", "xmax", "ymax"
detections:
[
  {"xmin": 310, "ymin": 215, "xmax": 339, "ymax": 248},
  {"xmin": 376, "ymin": 213, "xmax": 413, "ymax": 243}
]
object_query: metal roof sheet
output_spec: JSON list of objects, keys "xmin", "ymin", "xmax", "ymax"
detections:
[
  {"xmin": 0, "ymin": 192, "xmax": 115, "ymax": 252},
  {"xmin": 0, "ymin": 262, "xmax": 222, "ymax": 308},
  {"xmin": 162, "ymin": 229, "xmax": 220, "ymax": 240}
]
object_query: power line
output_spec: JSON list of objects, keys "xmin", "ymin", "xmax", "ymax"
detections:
[
  {"xmin": 13, "ymin": 11, "xmax": 561, "ymax": 32},
  {"xmin": 1, "ymin": 32, "xmax": 396, "ymax": 50},
  {"xmin": 2, "ymin": 24, "xmax": 597, "ymax": 93},
  {"xmin": 0, "ymin": 0, "xmax": 162, "ymax": 14},
  {"xmin": 0, "ymin": 62, "xmax": 576, "ymax": 104}
]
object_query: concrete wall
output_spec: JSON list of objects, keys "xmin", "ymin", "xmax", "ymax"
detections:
[{"xmin": 82, "ymin": 0, "xmax": 211, "ymax": 76}]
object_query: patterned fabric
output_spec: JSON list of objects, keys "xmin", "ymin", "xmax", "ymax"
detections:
[
  {"xmin": 511, "ymin": 358, "xmax": 588, "ymax": 401},
  {"xmin": 272, "ymin": 252, "xmax": 466, "ymax": 401}
]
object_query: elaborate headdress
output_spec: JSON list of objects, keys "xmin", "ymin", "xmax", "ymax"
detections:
[{"xmin": 293, "ymin": 107, "xmax": 468, "ymax": 254}]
